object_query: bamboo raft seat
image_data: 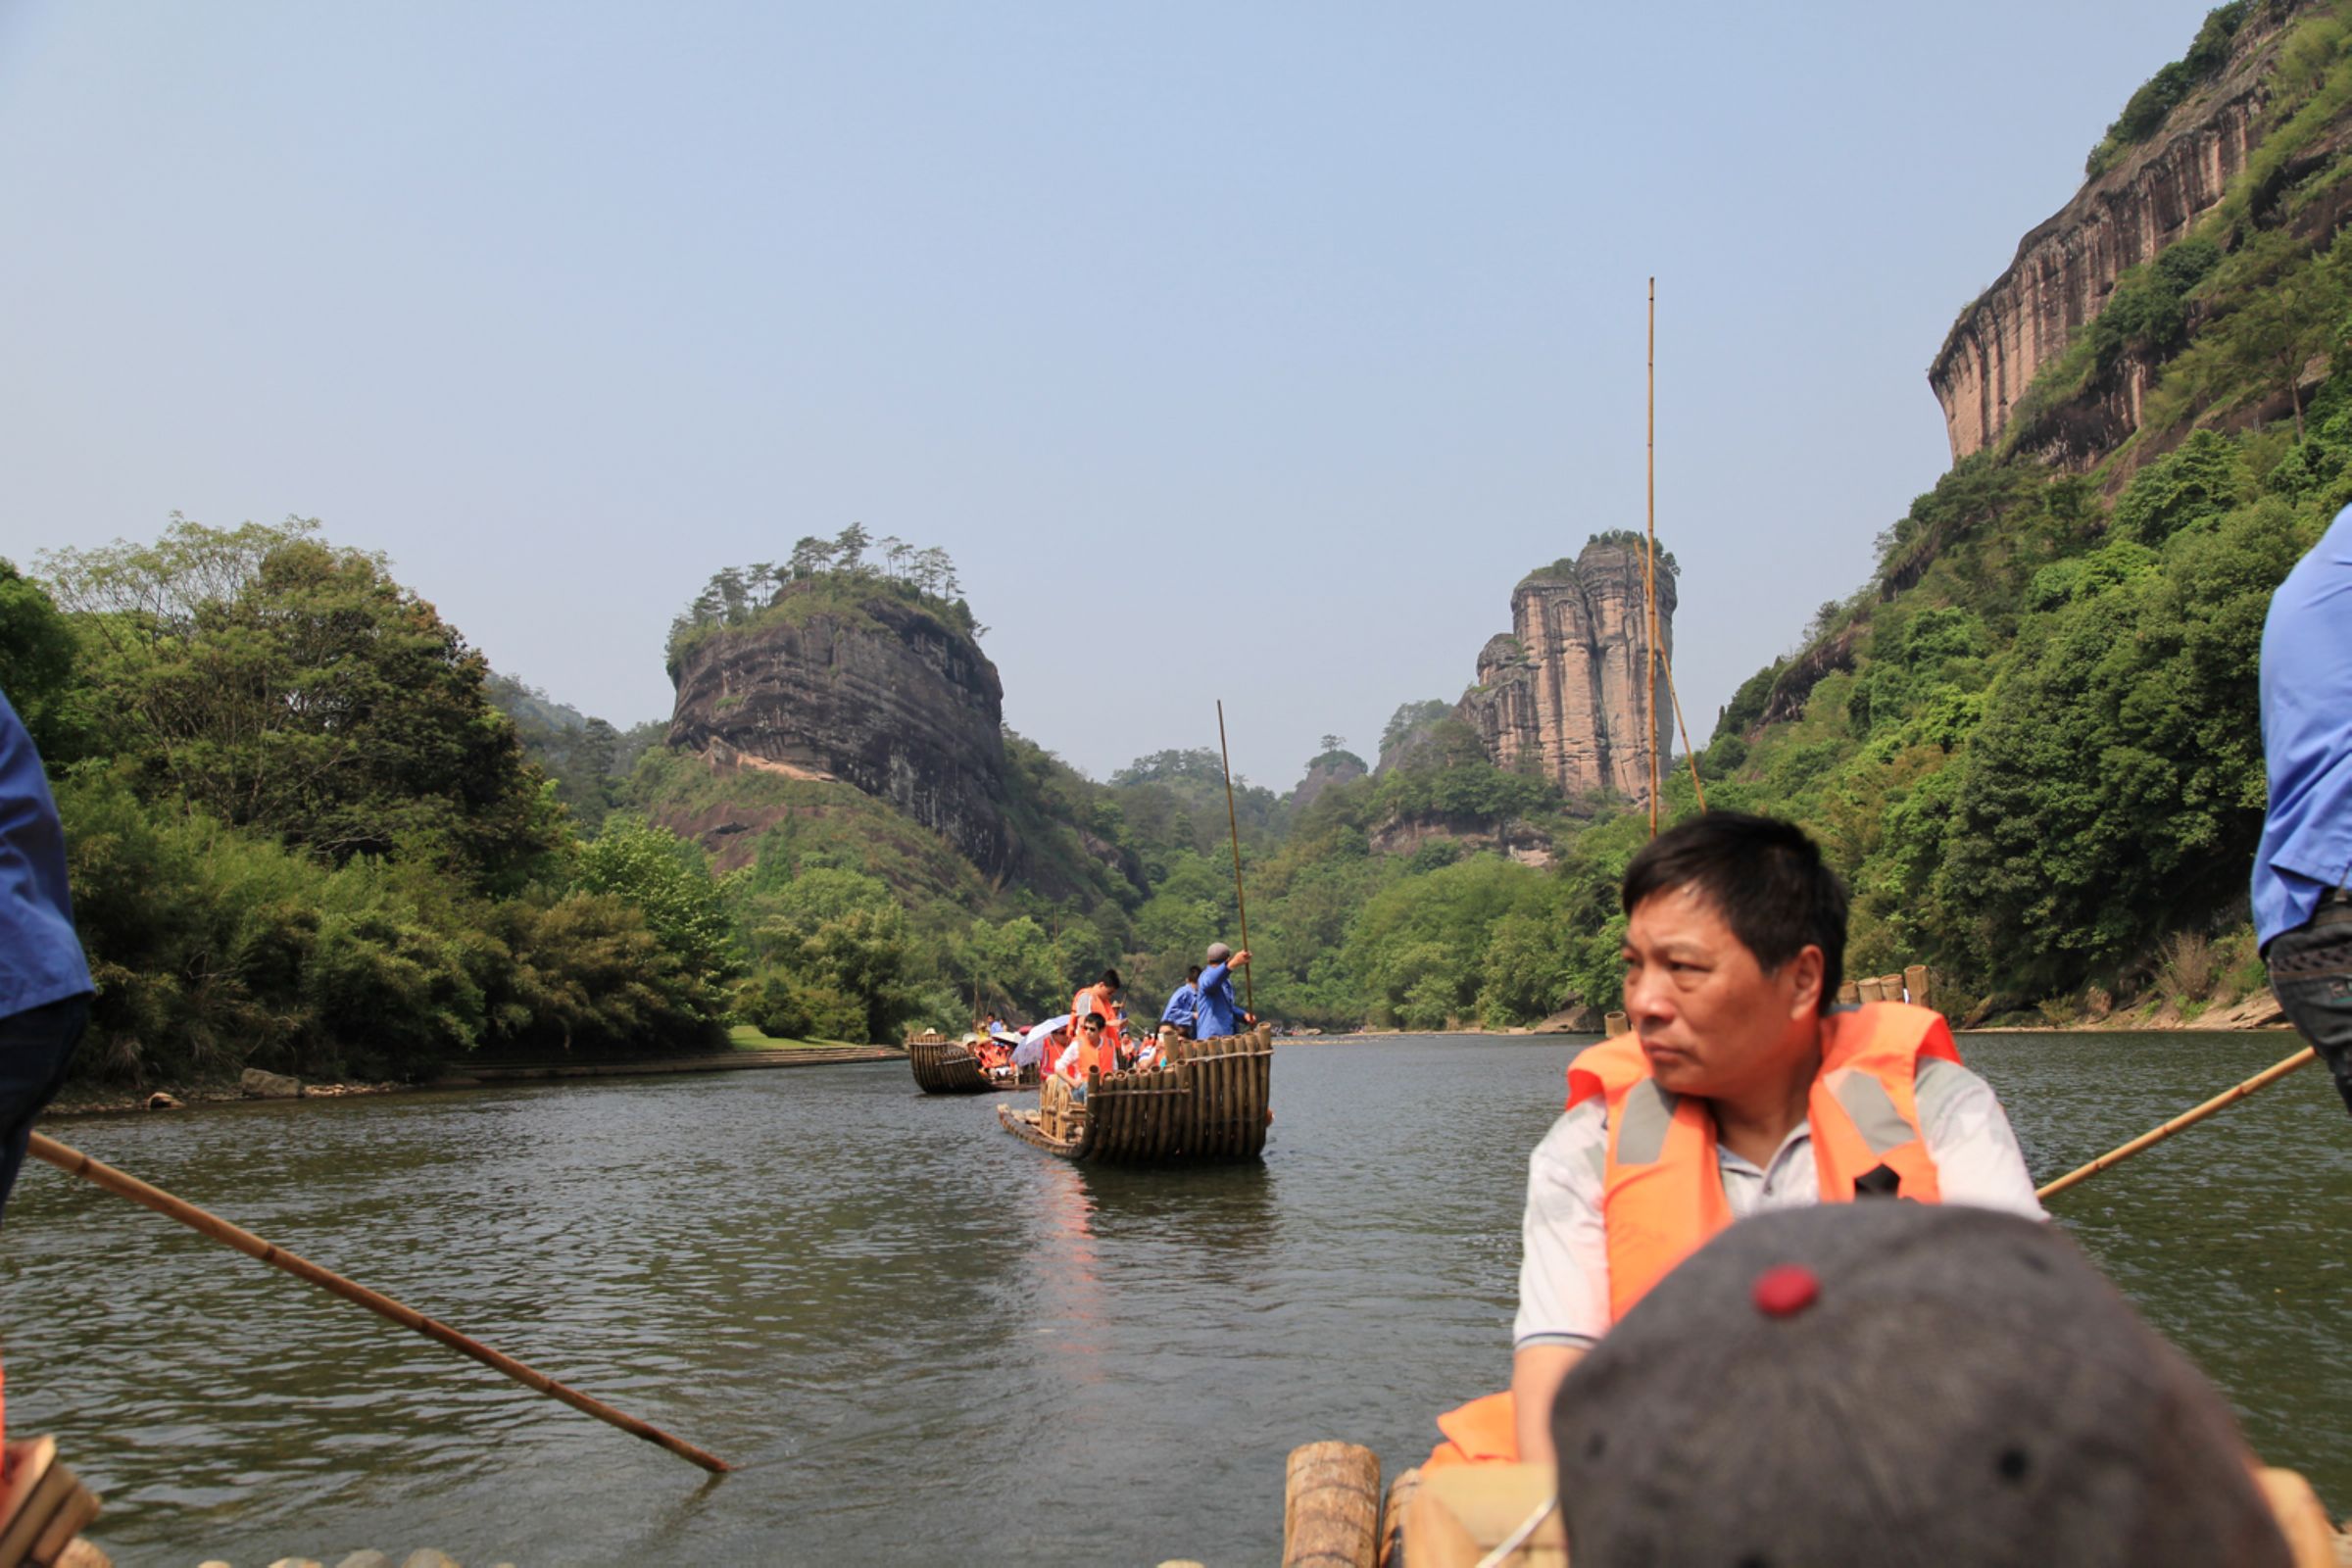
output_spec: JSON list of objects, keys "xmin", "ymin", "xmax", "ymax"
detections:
[
  {"xmin": 1271, "ymin": 1447, "xmax": 2352, "ymax": 1568},
  {"xmin": 0, "ymin": 1437, "xmax": 109, "ymax": 1568},
  {"xmin": 906, "ymin": 1036, "xmax": 1020, "ymax": 1095},
  {"xmin": 998, "ymin": 1026, "xmax": 1274, "ymax": 1164}
]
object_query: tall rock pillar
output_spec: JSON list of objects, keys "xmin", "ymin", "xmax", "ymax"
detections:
[{"xmin": 1457, "ymin": 536, "xmax": 1677, "ymax": 806}]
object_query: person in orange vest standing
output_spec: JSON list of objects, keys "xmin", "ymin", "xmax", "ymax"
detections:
[
  {"xmin": 1430, "ymin": 810, "xmax": 2045, "ymax": 1473},
  {"xmin": 1070, "ymin": 969, "xmax": 1125, "ymax": 1060}
]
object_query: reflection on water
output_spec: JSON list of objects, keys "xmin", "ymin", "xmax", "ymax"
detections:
[{"xmin": 2, "ymin": 1033, "xmax": 2344, "ymax": 1565}]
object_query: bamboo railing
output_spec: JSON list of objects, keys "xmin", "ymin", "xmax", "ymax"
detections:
[{"xmin": 999, "ymin": 1026, "xmax": 1275, "ymax": 1164}]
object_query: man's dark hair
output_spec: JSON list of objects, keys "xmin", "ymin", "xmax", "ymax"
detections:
[
  {"xmin": 1084, "ymin": 1010, "xmax": 1107, "ymax": 1028},
  {"xmin": 1100, "ymin": 968, "xmax": 1123, "ymax": 990},
  {"xmin": 1186, "ymin": 965, "xmax": 1201, "ymax": 982},
  {"xmin": 1620, "ymin": 811, "xmax": 1847, "ymax": 1011}
]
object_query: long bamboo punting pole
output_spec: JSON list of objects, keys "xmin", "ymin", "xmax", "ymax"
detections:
[
  {"xmin": 1216, "ymin": 699, "xmax": 1254, "ymax": 1013},
  {"xmin": 2035, "ymin": 1046, "xmax": 2316, "ymax": 1200},
  {"xmin": 27, "ymin": 1133, "xmax": 731, "ymax": 1474},
  {"xmin": 1645, "ymin": 276, "xmax": 1660, "ymax": 838}
]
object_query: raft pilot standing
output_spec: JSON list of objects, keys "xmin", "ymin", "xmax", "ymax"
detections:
[
  {"xmin": 1194, "ymin": 944, "xmax": 1251, "ymax": 1039},
  {"xmin": 1485, "ymin": 812, "xmax": 2043, "ymax": 1471}
]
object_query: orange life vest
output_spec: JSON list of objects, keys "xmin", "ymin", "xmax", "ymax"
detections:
[{"xmin": 1566, "ymin": 1001, "xmax": 1957, "ymax": 1324}]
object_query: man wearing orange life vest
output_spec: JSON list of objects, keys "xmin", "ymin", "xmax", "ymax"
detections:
[
  {"xmin": 1054, "ymin": 1012, "xmax": 1116, "ymax": 1089},
  {"xmin": 1451, "ymin": 811, "xmax": 2044, "ymax": 1474}
]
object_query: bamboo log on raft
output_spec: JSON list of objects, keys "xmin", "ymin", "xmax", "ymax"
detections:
[
  {"xmin": 1282, "ymin": 1442, "xmax": 1382, "ymax": 1568},
  {"xmin": 1380, "ymin": 1468, "xmax": 1421, "ymax": 1568},
  {"xmin": 1905, "ymin": 964, "xmax": 1932, "ymax": 1009},
  {"xmin": 1218, "ymin": 1039, "xmax": 1236, "ymax": 1156},
  {"xmin": 1603, "ymin": 1010, "xmax": 1628, "ymax": 1036}
]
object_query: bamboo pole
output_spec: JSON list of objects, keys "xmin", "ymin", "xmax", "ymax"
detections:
[
  {"xmin": 1381, "ymin": 1468, "xmax": 1423, "ymax": 1568},
  {"xmin": 1216, "ymin": 699, "xmax": 1255, "ymax": 1013},
  {"xmin": 2035, "ymin": 1047, "xmax": 2317, "ymax": 1200},
  {"xmin": 27, "ymin": 1133, "xmax": 731, "ymax": 1474},
  {"xmin": 1645, "ymin": 277, "xmax": 1660, "ymax": 838}
]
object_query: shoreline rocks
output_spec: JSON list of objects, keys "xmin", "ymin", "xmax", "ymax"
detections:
[{"xmin": 238, "ymin": 1068, "xmax": 304, "ymax": 1100}]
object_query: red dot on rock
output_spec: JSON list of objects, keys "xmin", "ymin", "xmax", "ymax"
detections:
[{"xmin": 1752, "ymin": 1263, "xmax": 1819, "ymax": 1317}]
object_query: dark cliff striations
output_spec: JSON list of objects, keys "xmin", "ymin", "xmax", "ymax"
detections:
[
  {"xmin": 665, "ymin": 591, "xmax": 1016, "ymax": 875},
  {"xmin": 1929, "ymin": 1, "xmax": 2319, "ymax": 466},
  {"xmin": 1456, "ymin": 537, "xmax": 1675, "ymax": 805}
]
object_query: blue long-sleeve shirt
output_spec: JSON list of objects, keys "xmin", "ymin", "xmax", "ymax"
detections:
[
  {"xmin": 0, "ymin": 689, "xmax": 92, "ymax": 1019},
  {"xmin": 2255, "ymin": 504, "xmax": 2352, "ymax": 948},
  {"xmin": 1160, "ymin": 982, "xmax": 1200, "ymax": 1029},
  {"xmin": 1195, "ymin": 961, "xmax": 1246, "ymax": 1038}
]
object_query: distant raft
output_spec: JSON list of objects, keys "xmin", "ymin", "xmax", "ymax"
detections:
[
  {"xmin": 907, "ymin": 1036, "xmax": 1003, "ymax": 1095},
  {"xmin": 998, "ymin": 1025, "xmax": 1274, "ymax": 1163}
]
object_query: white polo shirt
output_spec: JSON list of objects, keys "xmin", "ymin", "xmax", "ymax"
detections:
[{"xmin": 1513, "ymin": 1054, "xmax": 2045, "ymax": 1350}]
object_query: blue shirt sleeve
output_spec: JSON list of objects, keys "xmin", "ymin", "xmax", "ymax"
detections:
[
  {"xmin": 0, "ymin": 690, "xmax": 94, "ymax": 1017},
  {"xmin": 2255, "ymin": 505, "xmax": 2352, "ymax": 946}
]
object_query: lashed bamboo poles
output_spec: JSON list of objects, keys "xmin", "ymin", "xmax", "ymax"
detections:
[
  {"xmin": 2035, "ymin": 1046, "xmax": 2316, "ymax": 1200},
  {"xmin": 1645, "ymin": 277, "xmax": 1660, "ymax": 837},
  {"xmin": 28, "ymin": 1133, "xmax": 731, "ymax": 1474},
  {"xmin": 1216, "ymin": 699, "xmax": 1254, "ymax": 1013}
]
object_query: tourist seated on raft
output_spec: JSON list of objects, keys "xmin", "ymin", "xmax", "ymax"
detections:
[
  {"xmin": 1542, "ymin": 1201, "xmax": 2302, "ymax": 1568},
  {"xmin": 1426, "ymin": 809, "xmax": 2044, "ymax": 1473},
  {"xmin": 1054, "ymin": 1013, "xmax": 1115, "ymax": 1098}
]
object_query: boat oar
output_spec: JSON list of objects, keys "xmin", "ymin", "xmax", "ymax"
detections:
[
  {"xmin": 2035, "ymin": 1045, "xmax": 2316, "ymax": 1200},
  {"xmin": 1215, "ymin": 699, "xmax": 1255, "ymax": 1014},
  {"xmin": 27, "ymin": 1132, "xmax": 731, "ymax": 1475}
]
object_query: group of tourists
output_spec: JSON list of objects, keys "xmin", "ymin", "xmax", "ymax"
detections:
[{"xmin": 971, "ymin": 943, "xmax": 1258, "ymax": 1096}]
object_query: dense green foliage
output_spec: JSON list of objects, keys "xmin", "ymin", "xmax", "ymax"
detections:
[{"xmin": 17, "ymin": 520, "xmax": 732, "ymax": 1087}]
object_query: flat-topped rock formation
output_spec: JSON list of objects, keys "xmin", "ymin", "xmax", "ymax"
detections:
[{"xmin": 665, "ymin": 585, "xmax": 1015, "ymax": 876}]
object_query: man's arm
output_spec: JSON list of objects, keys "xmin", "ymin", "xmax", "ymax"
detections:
[
  {"xmin": 1511, "ymin": 1344, "xmax": 1588, "ymax": 1470},
  {"xmin": 1510, "ymin": 1102, "xmax": 1610, "ymax": 1466}
]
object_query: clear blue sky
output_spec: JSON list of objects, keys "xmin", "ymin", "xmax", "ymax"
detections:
[{"xmin": 0, "ymin": 1, "xmax": 2219, "ymax": 789}]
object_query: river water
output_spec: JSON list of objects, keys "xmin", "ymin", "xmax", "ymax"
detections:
[{"xmin": 4, "ymin": 1031, "xmax": 2345, "ymax": 1566}]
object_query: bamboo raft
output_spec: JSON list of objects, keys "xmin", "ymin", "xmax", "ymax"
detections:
[
  {"xmin": 998, "ymin": 1026, "xmax": 1274, "ymax": 1164},
  {"xmin": 1266, "ymin": 1444, "xmax": 2351, "ymax": 1568},
  {"xmin": 906, "ymin": 1036, "xmax": 1004, "ymax": 1095}
]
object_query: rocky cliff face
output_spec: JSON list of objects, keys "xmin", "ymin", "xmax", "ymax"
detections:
[
  {"xmin": 666, "ymin": 591, "xmax": 1015, "ymax": 875},
  {"xmin": 1930, "ymin": 4, "xmax": 2309, "ymax": 465},
  {"xmin": 1456, "ymin": 537, "xmax": 1674, "ymax": 804}
]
